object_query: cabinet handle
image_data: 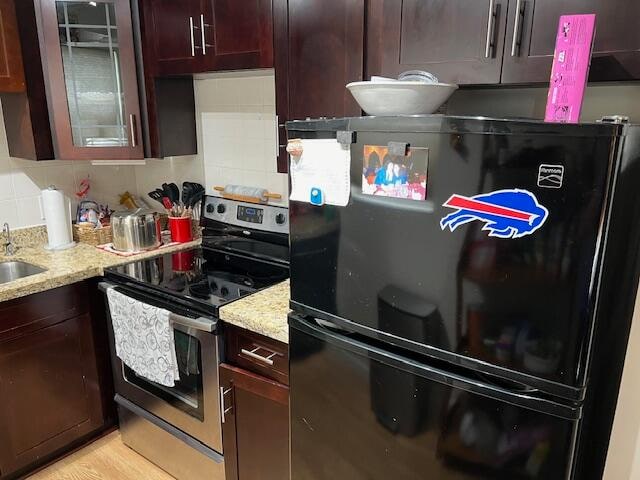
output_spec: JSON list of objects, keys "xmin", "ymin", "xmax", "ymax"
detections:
[
  {"xmin": 241, "ymin": 346, "xmax": 276, "ymax": 366},
  {"xmin": 189, "ymin": 16, "xmax": 196, "ymax": 56},
  {"xmin": 129, "ymin": 114, "xmax": 137, "ymax": 148},
  {"xmin": 200, "ymin": 14, "xmax": 210, "ymax": 55},
  {"xmin": 484, "ymin": 0, "xmax": 497, "ymax": 58},
  {"xmin": 511, "ymin": 0, "xmax": 524, "ymax": 56},
  {"xmin": 220, "ymin": 386, "xmax": 232, "ymax": 423}
]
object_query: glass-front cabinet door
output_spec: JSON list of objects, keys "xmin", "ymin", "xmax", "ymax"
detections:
[{"xmin": 38, "ymin": 0, "xmax": 143, "ymax": 159}]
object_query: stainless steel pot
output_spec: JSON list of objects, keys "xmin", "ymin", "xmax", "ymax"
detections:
[{"xmin": 111, "ymin": 209, "xmax": 161, "ymax": 252}]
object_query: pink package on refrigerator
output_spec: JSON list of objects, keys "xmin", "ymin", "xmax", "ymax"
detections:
[{"xmin": 544, "ymin": 14, "xmax": 596, "ymax": 124}]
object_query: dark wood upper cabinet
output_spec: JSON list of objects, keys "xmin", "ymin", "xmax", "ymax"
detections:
[
  {"xmin": 138, "ymin": 0, "xmax": 206, "ymax": 75},
  {"xmin": 37, "ymin": 0, "xmax": 144, "ymax": 160},
  {"xmin": 0, "ymin": 282, "xmax": 114, "ymax": 479},
  {"xmin": 139, "ymin": 0, "xmax": 273, "ymax": 76},
  {"xmin": 366, "ymin": 0, "xmax": 508, "ymax": 85},
  {"xmin": 0, "ymin": 0, "xmax": 194, "ymax": 160},
  {"xmin": 274, "ymin": 0, "xmax": 365, "ymax": 172},
  {"xmin": 132, "ymin": 0, "xmax": 197, "ymax": 158},
  {"xmin": 206, "ymin": 0, "xmax": 274, "ymax": 71},
  {"xmin": 0, "ymin": 0, "xmax": 55, "ymax": 160},
  {"xmin": 0, "ymin": 0, "xmax": 26, "ymax": 93},
  {"xmin": 502, "ymin": 0, "xmax": 640, "ymax": 83}
]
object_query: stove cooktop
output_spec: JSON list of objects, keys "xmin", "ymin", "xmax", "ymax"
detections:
[{"xmin": 104, "ymin": 245, "xmax": 289, "ymax": 315}]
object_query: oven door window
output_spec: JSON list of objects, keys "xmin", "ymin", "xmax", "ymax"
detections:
[{"xmin": 123, "ymin": 328, "xmax": 204, "ymax": 421}]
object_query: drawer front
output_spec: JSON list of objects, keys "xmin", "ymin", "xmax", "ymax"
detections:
[
  {"xmin": 225, "ymin": 325, "xmax": 289, "ymax": 385},
  {"xmin": 0, "ymin": 283, "xmax": 88, "ymax": 341}
]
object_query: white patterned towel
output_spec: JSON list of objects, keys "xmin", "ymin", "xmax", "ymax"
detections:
[{"xmin": 107, "ymin": 288, "xmax": 180, "ymax": 387}]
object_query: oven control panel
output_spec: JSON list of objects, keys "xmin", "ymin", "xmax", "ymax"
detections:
[{"xmin": 203, "ymin": 195, "xmax": 289, "ymax": 234}]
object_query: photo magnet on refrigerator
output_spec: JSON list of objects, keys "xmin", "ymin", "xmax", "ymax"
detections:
[{"xmin": 440, "ymin": 189, "xmax": 549, "ymax": 239}]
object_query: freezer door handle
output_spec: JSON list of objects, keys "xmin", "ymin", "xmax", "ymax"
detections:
[{"xmin": 290, "ymin": 315, "xmax": 582, "ymax": 421}]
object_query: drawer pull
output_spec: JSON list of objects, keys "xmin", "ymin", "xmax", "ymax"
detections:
[
  {"xmin": 241, "ymin": 347, "xmax": 276, "ymax": 366},
  {"xmin": 220, "ymin": 387, "xmax": 232, "ymax": 423}
]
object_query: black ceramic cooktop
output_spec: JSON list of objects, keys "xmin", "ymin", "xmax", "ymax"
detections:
[{"xmin": 104, "ymin": 246, "xmax": 289, "ymax": 314}]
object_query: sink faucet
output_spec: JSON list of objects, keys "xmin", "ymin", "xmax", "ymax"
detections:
[{"xmin": 3, "ymin": 223, "xmax": 15, "ymax": 256}]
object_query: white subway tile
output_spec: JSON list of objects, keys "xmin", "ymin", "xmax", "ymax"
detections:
[
  {"xmin": 261, "ymin": 75, "xmax": 276, "ymax": 106},
  {"xmin": 243, "ymin": 139, "xmax": 266, "ymax": 171},
  {"xmin": 0, "ymin": 171, "xmax": 15, "ymax": 201},
  {"xmin": 12, "ymin": 169, "xmax": 46, "ymax": 198},
  {"xmin": 235, "ymin": 77, "xmax": 264, "ymax": 106},
  {"xmin": 0, "ymin": 199, "xmax": 18, "ymax": 226},
  {"xmin": 242, "ymin": 114, "xmax": 265, "ymax": 140},
  {"xmin": 16, "ymin": 196, "xmax": 44, "ymax": 227}
]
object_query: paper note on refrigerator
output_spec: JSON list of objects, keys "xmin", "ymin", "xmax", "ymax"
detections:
[{"xmin": 289, "ymin": 139, "xmax": 351, "ymax": 207}]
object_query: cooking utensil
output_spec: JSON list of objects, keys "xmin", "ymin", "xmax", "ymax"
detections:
[
  {"xmin": 189, "ymin": 190, "xmax": 205, "ymax": 209},
  {"xmin": 213, "ymin": 185, "xmax": 282, "ymax": 204},
  {"xmin": 163, "ymin": 183, "xmax": 180, "ymax": 204},
  {"xmin": 162, "ymin": 184, "xmax": 172, "ymax": 202},
  {"xmin": 110, "ymin": 208, "xmax": 162, "ymax": 252},
  {"xmin": 182, "ymin": 182, "xmax": 204, "ymax": 208},
  {"xmin": 162, "ymin": 197, "xmax": 174, "ymax": 210},
  {"xmin": 148, "ymin": 190, "xmax": 165, "ymax": 208},
  {"xmin": 182, "ymin": 182, "xmax": 195, "ymax": 205}
]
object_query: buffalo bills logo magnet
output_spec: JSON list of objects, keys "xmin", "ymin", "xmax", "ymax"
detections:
[{"xmin": 440, "ymin": 189, "xmax": 549, "ymax": 239}]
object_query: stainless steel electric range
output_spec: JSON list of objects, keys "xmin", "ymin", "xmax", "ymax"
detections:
[{"xmin": 100, "ymin": 195, "xmax": 289, "ymax": 480}]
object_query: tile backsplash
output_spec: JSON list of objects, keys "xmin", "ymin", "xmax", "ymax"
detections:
[
  {"xmin": 133, "ymin": 70, "xmax": 286, "ymax": 210},
  {"xmin": 197, "ymin": 71, "xmax": 287, "ymax": 205},
  {"xmin": 0, "ymin": 69, "xmax": 284, "ymax": 229},
  {"xmin": 0, "ymin": 102, "xmax": 138, "ymax": 228}
]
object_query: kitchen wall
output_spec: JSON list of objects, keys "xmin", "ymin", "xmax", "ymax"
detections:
[
  {"xmin": 197, "ymin": 70, "xmax": 285, "ymax": 203},
  {"xmin": 0, "ymin": 102, "xmax": 138, "ymax": 229},
  {"xmin": 135, "ymin": 70, "xmax": 286, "ymax": 207},
  {"xmin": 0, "ymin": 69, "xmax": 282, "ymax": 229}
]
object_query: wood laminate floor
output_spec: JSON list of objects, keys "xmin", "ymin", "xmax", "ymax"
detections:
[{"xmin": 28, "ymin": 431, "xmax": 175, "ymax": 480}]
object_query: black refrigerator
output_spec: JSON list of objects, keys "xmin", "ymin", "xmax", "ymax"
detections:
[{"xmin": 286, "ymin": 116, "xmax": 640, "ymax": 480}]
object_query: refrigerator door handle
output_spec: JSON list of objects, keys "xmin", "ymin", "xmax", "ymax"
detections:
[{"xmin": 291, "ymin": 315, "xmax": 582, "ymax": 421}]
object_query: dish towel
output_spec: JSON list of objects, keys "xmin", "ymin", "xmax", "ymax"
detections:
[{"xmin": 107, "ymin": 288, "xmax": 180, "ymax": 387}]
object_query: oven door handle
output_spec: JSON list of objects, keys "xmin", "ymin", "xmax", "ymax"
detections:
[{"xmin": 99, "ymin": 281, "xmax": 217, "ymax": 333}]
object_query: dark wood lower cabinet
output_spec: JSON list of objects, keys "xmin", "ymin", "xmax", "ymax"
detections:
[
  {"xmin": 220, "ymin": 363, "xmax": 290, "ymax": 480},
  {"xmin": 0, "ymin": 282, "xmax": 115, "ymax": 479}
]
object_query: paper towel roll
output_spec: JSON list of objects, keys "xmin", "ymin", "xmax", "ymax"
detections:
[{"xmin": 42, "ymin": 186, "xmax": 75, "ymax": 251}]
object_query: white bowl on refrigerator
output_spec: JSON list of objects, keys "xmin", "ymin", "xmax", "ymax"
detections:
[{"xmin": 346, "ymin": 81, "xmax": 458, "ymax": 116}]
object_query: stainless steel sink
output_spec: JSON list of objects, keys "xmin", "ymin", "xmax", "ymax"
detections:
[{"xmin": 0, "ymin": 261, "xmax": 47, "ymax": 284}]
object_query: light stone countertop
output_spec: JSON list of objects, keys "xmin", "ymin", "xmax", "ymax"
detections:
[
  {"xmin": 0, "ymin": 238, "xmax": 202, "ymax": 303},
  {"xmin": 219, "ymin": 279, "xmax": 291, "ymax": 344}
]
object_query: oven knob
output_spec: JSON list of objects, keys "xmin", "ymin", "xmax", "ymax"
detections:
[
  {"xmin": 206, "ymin": 203, "xmax": 215, "ymax": 213},
  {"xmin": 217, "ymin": 204, "xmax": 226, "ymax": 214},
  {"xmin": 275, "ymin": 213, "xmax": 286, "ymax": 225}
]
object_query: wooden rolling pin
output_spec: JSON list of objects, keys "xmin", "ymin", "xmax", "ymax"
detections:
[{"xmin": 214, "ymin": 185, "xmax": 282, "ymax": 204}]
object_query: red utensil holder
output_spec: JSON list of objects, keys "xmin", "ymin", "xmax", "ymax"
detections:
[
  {"xmin": 172, "ymin": 250, "xmax": 195, "ymax": 272},
  {"xmin": 169, "ymin": 217, "xmax": 193, "ymax": 243}
]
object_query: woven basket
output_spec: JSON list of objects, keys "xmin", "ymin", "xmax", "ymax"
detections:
[{"xmin": 73, "ymin": 223, "xmax": 113, "ymax": 246}]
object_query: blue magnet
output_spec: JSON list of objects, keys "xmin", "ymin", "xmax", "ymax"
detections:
[{"xmin": 310, "ymin": 187, "xmax": 324, "ymax": 206}]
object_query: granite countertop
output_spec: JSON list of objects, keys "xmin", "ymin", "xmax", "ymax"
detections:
[
  {"xmin": 219, "ymin": 279, "xmax": 291, "ymax": 344},
  {"xmin": 0, "ymin": 231, "xmax": 201, "ymax": 302}
]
